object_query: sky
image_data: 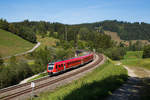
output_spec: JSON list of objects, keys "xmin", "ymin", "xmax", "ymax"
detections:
[{"xmin": 0, "ymin": 0, "xmax": 150, "ymax": 24}]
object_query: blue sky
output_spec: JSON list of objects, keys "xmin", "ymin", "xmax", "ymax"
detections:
[{"xmin": 0, "ymin": 0, "xmax": 150, "ymax": 24}]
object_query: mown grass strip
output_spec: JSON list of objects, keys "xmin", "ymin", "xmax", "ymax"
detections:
[
  {"xmin": 32, "ymin": 60, "xmax": 127, "ymax": 100},
  {"xmin": 121, "ymin": 51, "xmax": 150, "ymax": 70},
  {"xmin": 123, "ymin": 51, "xmax": 143, "ymax": 59},
  {"xmin": 28, "ymin": 72, "xmax": 48, "ymax": 82}
]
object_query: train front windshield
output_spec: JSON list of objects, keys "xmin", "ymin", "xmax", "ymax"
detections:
[{"xmin": 48, "ymin": 63, "xmax": 54, "ymax": 70}]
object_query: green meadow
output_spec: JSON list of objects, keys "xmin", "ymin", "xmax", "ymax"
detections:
[
  {"xmin": 0, "ymin": 29, "xmax": 35, "ymax": 57},
  {"xmin": 121, "ymin": 51, "xmax": 150, "ymax": 70}
]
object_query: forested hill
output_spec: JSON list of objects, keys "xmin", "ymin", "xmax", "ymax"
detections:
[
  {"xmin": 0, "ymin": 19, "xmax": 113, "ymax": 50},
  {"xmin": 1, "ymin": 18, "xmax": 150, "ymax": 43},
  {"xmin": 79, "ymin": 20, "xmax": 150, "ymax": 41}
]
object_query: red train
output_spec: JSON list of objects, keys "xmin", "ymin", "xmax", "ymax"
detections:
[{"xmin": 47, "ymin": 53, "xmax": 94, "ymax": 76}]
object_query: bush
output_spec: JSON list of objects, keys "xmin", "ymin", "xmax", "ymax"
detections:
[
  {"xmin": 0, "ymin": 18, "xmax": 9, "ymax": 30},
  {"xmin": 0, "ymin": 55, "xmax": 3, "ymax": 65},
  {"xmin": 104, "ymin": 47, "xmax": 127, "ymax": 60},
  {"xmin": 143, "ymin": 45, "xmax": 150, "ymax": 58},
  {"xmin": 0, "ymin": 58, "xmax": 33, "ymax": 89},
  {"xmin": 33, "ymin": 47, "xmax": 53, "ymax": 66},
  {"xmin": 30, "ymin": 64, "xmax": 43, "ymax": 74}
]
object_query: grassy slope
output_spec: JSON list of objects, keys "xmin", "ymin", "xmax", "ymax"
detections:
[
  {"xmin": 104, "ymin": 31, "xmax": 150, "ymax": 45},
  {"xmin": 0, "ymin": 29, "xmax": 35, "ymax": 57},
  {"xmin": 121, "ymin": 51, "xmax": 150, "ymax": 70},
  {"xmin": 105, "ymin": 31, "xmax": 122, "ymax": 43},
  {"xmin": 32, "ymin": 60, "xmax": 127, "ymax": 100}
]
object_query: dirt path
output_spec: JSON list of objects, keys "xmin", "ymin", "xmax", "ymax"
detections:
[
  {"xmin": 123, "ymin": 65, "xmax": 137, "ymax": 77},
  {"xmin": 107, "ymin": 62, "xmax": 150, "ymax": 100},
  {"xmin": 128, "ymin": 66, "xmax": 150, "ymax": 78},
  {"xmin": 1, "ymin": 42, "xmax": 40, "ymax": 59}
]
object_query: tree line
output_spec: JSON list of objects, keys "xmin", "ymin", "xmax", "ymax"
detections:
[{"xmin": 0, "ymin": 19, "xmax": 37, "ymax": 43}]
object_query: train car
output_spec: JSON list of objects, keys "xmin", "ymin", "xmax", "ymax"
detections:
[{"xmin": 47, "ymin": 53, "xmax": 94, "ymax": 76}]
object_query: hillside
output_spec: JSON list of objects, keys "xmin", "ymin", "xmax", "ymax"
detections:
[
  {"xmin": 36, "ymin": 35, "xmax": 59, "ymax": 50},
  {"xmin": 0, "ymin": 29, "xmax": 35, "ymax": 57},
  {"xmin": 104, "ymin": 31, "xmax": 150, "ymax": 45},
  {"xmin": 80, "ymin": 20, "xmax": 150, "ymax": 41},
  {"xmin": 104, "ymin": 31, "xmax": 122, "ymax": 43}
]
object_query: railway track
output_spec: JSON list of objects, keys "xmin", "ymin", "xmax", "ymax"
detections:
[{"xmin": 0, "ymin": 54, "xmax": 104, "ymax": 100}]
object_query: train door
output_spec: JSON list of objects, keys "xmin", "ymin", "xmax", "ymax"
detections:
[
  {"xmin": 58, "ymin": 64, "xmax": 61, "ymax": 72},
  {"xmin": 81, "ymin": 58, "xmax": 84, "ymax": 65},
  {"xmin": 61, "ymin": 64, "xmax": 63, "ymax": 71},
  {"xmin": 64, "ymin": 63, "xmax": 66, "ymax": 70},
  {"xmin": 55, "ymin": 65, "xmax": 58, "ymax": 72}
]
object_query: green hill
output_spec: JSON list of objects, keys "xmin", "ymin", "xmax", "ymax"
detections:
[
  {"xmin": 80, "ymin": 20, "xmax": 150, "ymax": 42},
  {"xmin": 104, "ymin": 31, "xmax": 150, "ymax": 45},
  {"xmin": 0, "ymin": 29, "xmax": 35, "ymax": 57}
]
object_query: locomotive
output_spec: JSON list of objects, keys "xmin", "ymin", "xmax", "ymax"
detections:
[{"xmin": 47, "ymin": 53, "xmax": 94, "ymax": 76}]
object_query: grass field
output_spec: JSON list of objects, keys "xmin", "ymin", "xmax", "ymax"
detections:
[
  {"xmin": 121, "ymin": 51, "xmax": 150, "ymax": 70},
  {"xmin": 104, "ymin": 31, "xmax": 122, "ymax": 43},
  {"xmin": 32, "ymin": 60, "xmax": 127, "ymax": 100},
  {"xmin": 0, "ymin": 29, "xmax": 35, "ymax": 57},
  {"xmin": 123, "ymin": 51, "xmax": 143, "ymax": 59}
]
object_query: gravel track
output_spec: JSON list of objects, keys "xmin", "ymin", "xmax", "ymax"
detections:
[{"xmin": 107, "ymin": 62, "xmax": 150, "ymax": 100}]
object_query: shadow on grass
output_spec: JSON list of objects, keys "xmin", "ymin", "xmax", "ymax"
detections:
[
  {"xmin": 139, "ymin": 77, "xmax": 150, "ymax": 100},
  {"xmin": 62, "ymin": 74, "xmax": 127, "ymax": 100},
  {"xmin": 106, "ymin": 77, "xmax": 150, "ymax": 100}
]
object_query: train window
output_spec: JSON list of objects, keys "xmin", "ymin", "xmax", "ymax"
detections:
[
  {"xmin": 61, "ymin": 64, "xmax": 63, "ymax": 67},
  {"xmin": 56, "ymin": 65, "xmax": 58, "ymax": 69},
  {"xmin": 59, "ymin": 65, "xmax": 61, "ymax": 68},
  {"xmin": 48, "ymin": 63, "xmax": 54, "ymax": 70}
]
